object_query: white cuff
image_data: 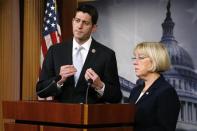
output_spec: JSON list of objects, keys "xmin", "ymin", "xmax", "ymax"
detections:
[
  {"xmin": 56, "ymin": 83, "xmax": 63, "ymax": 89},
  {"xmin": 95, "ymin": 83, "xmax": 105, "ymax": 96}
]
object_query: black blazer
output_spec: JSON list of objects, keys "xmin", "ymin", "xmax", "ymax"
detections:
[
  {"xmin": 36, "ymin": 39, "xmax": 122, "ymax": 103},
  {"xmin": 128, "ymin": 75, "xmax": 180, "ymax": 131}
]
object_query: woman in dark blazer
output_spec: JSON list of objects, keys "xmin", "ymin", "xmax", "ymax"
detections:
[{"xmin": 128, "ymin": 42, "xmax": 180, "ymax": 131}]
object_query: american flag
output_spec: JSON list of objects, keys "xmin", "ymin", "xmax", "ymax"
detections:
[
  {"xmin": 40, "ymin": 0, "xmax": 62, "ymax": 69},
  {"xmin": 39, "ymin": 0, "xmax": 62, "ymax": 100}
]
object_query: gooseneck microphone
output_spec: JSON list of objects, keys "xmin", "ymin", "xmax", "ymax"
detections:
[
  {"xmin": 87, "ymin": 79, "xmax": 93, "ymax": 86},
  {"xmin": 85, "ymin": 79, "xmax": 93, "ymax": 104},
  {"xmin": 36, "ymin": 75, "xmax": 62, "ymax": 96}
]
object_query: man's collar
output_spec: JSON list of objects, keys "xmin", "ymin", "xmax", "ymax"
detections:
[{"xmin": 73, "ymin": 37, "xmax": 92, "ymax": 51}]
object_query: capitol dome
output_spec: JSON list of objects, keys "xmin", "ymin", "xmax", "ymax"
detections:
[
  {"xmin": 160, "ymin": 0, "xmax": 194, "ymax": 70},
  {"xmin": 162, "ymin": 41, "xmax": 194, "ymax": 70},
  {"xmin": 160, "ymin": 1, "xmax": 197, "ymax": 130}
]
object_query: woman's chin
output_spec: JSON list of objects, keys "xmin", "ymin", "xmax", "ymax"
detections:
[{"xmin": 136, "ymin": 74, "xmax": 141, "ymax": 78}]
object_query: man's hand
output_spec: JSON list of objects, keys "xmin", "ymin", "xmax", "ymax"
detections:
[
  {"xmin": 85, "ymin": 68, "xmax": 104, "ymax": 90},
  {"xmin": 57, "ymin": 65, "xmax": 77, "ymax": 84}
]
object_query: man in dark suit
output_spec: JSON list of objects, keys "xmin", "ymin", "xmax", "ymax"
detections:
[{"xmin": 36, "ymin": 4, "xmax": 122, "ymax": 103}]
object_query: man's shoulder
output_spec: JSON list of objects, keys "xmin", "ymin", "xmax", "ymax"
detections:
[
  {"xmin": 50, "ymin": 40, "xmax": 72, "ymax": 49},
  {"xmin": 93, "ymin": 39, "xmax": 115, "ymax": 54}
]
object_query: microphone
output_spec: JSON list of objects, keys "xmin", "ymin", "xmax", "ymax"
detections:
[
  {"xmin": 36, "ymin": 75, "xmax": 62, "ymax": 96},
  {"xmin": 85, "ymin": 79, "xmax": 93, "ymax": 104},
  {"xmin": 87, "ymin": 79, "xmax": 93, "ymax": 86}
]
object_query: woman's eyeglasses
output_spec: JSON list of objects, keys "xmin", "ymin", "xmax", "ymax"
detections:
[{"xmin": 132, "ymin": 56, "xmax": 148, "ymax": 61}]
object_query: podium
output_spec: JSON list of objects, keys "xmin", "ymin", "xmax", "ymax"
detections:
[{"xmin": 2, "ymin": 101, "xmax": 136, "ymax": 131}]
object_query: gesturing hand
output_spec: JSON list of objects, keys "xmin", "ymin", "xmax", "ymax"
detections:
[
  {"xmin": 57, "ymin": 65, "xmax": 77, "ymax": 84},
  {"xmin": 85, "ymin": 68, "xmax": 104, "ymax": 90}
]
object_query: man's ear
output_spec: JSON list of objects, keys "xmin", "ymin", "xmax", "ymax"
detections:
[{"xmin": 92, "ymin": 24, "xmax": 97, "ymax": 33}]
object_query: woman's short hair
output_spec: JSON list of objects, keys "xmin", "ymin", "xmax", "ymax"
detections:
[{"xmin": 134, "ymin": 42, "xmax": 171, "ymax": 72}]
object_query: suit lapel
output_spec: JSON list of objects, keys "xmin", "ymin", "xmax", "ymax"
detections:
[
  {"xmin": 136, "ymin": 90, "xmax": 151, "ymax": 104},
  {"xmin": 65, "ymin": 42, "xmax": 73, "ymax": 65},
  {"xmin": 82, "ymin": 40, "xmax": 98, "ymax": 72},
  {"xmin": 135, "ymin": 77, "xmax": 162, "ymax": 105},
  {"xmin": 130, "ymin": 85, "xmax": 144, "ymax": 103},
  {"xmin": 62, "ymin": 41, "xmax": 75, "ymax": 85},
  {"xmin": 58, "ymin": 41, "xmax": 73, "ymax": 65},
  {"xmin": 76, "ymin": 40, "xmax": 98, "ymax": 87}
]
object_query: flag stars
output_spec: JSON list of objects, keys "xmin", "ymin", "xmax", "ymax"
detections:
[
  {"xmin": 51, "ymin": 6, "xmax": 55, "ymax": 10},
  {"xmin": 42, "ymin": 0, "xmax": 61, "ymax": 36},
  {"xmin": 47, "ymin": 2, "xmax": 50, "ymax": 7},
  {"xmin": 51, "ymin": 23, "xmax": 55, "ymax": 27},
  {"xmin": 41, "ymin": 0, "xmax": 61, "ymax": 69},
  {"xmin": 46, "ymin": 19, "xmax": 50, "ymax": 24},
  {"xmin": 44, "ymin": 26, "xmax": 48, "ymax": 31},
  {"xmin": 48, "ymin": 13, "xmax": 52, "ymax": 17}
]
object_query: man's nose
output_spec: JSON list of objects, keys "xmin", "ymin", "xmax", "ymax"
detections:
[{"xmin": 78, "ymin": 22, "xmax": 83, "ymax": 28}]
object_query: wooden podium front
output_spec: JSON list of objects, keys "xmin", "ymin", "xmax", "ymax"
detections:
[{"xmin": 2, "ymin": 101, "xmax": 136, "ymax": 131}]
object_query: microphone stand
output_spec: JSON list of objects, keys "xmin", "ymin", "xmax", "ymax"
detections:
[
  {"xmin": 85, "ymin": 79, "xmax": 93, "ymax": 104},
  {"xmin": 36, "ymin": 75, "xmax": 61, "ymax": 96},
  {"xmin": 36, "ymin": 80, "xmax": 56, "ymax": 96}
]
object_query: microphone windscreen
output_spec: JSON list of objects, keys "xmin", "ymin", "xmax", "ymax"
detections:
[{"xmin": 87, "ymin": 79, "xmax": 93, "ymax": 85}]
